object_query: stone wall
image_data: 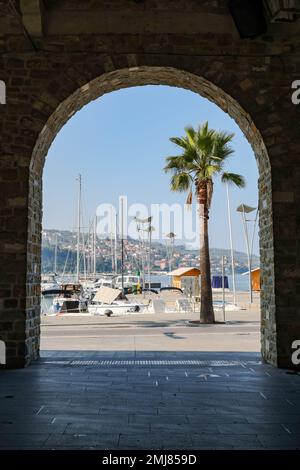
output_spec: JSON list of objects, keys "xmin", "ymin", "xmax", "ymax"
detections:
[{"xmin": 0, "ymin": 0, "xmax": 300, "ymax": 368}]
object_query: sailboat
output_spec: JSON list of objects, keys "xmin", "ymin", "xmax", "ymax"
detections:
[
  {"xmin": 87, "ymin": 197, "xmax": 146, "ymax": 316},
  {"xmin": 41, "ymin": 273, "xmax": 61, "ymax": 296},
  {"xmin": 41, "ymin": 233, "xmax": 61, "ymax": 295},
  {"xmin": 49, "ymin": 174, "xmax": 89, "ymax": 314}
]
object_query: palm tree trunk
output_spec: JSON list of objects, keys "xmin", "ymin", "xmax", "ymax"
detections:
[{"xmin": 197, "ymin": 180, "xmax": 215, "ymax": 323}]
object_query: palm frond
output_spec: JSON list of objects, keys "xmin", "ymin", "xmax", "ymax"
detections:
[
  {"xmin": 212, "ymin": 131, "xmax": 235, "ymax": 162},
  {"xmin": 221, "ymin": 172, "xmax": 246, "ymax": 188},
  {"xmin": 215, "ymin": 131, "xmax": 235, "ymax": 146},
  {"xmin": 169, "ymin": 136, "xmax": 188, "ymax": 150},
  {"xmin": 204, "ymin": 164, "xmax": 222, "ymax": 179},
  {"xmin": 164, "ymin": 155, "xmax": 186, "ymax": 172},
  {"xmin": 184, "ymin": 126, "xmax": 196, "ymax": 147},
  {"xmin": 195, "ymin": 123, "xmax": 215, "ymax": 157},
  {"xmin": 170, "ymin": 173, "xmax": 191, "ymax": 192},
  {"xmin": 199, "ymin": 121, "xmax": 209, "ymax": 136}
]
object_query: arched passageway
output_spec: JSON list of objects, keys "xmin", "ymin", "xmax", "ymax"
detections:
[
  {"xmin": 2, "ymin": 3, "xmax": 300, "ymax": 455},
  {"xmin": 1, "ymin": 1, "xmax": 299, "ymax": 369},
  {"xmin": 30, "ymin": 67, "xmax": 275, "ymax": 367}
]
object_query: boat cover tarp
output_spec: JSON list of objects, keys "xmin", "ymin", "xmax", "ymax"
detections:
[
  {"xmin": 93, "ymin": 286, "xmax": 124, "ymax": 304},
  {"xmin": 212, "ymin": 275, "xmax": 229, "ymax": 289}
]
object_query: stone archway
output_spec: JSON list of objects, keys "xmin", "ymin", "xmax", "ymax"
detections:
[{"xmin": 27, "ymin": 66, "xmax": 275, "ymax": 367}]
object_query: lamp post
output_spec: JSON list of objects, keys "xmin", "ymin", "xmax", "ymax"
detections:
[
  {"xmin": 76, "ymin": 174, "xmax": 82, "ymax": 283},
  {"xmin": 121, "ymin": 197, "xmax": 124, "ymax": 296},
  {"xmin": 221, "ymin": 255, "xmax": 228, "ymax": 322},
  {"xmin": 134, "ymin": 216, "xmax": 153, "ymax": 296},
  {"xmin": 236, "ymin": 204, "xmax": 257, "ymax": 304},
  {"xmin": 226, "ymin": 183, "xmax": 236, "ymax": 305},
  {"xmin": 54, "ymin": 232, "xmax": 58, "ymax": 276},
  {"xmin": 165, "ymin": 232, "xmax": 176, "ymax": 273},
  {"xmin": 147, "ymin": 224, "xmax": 155, "ymax": 296}
]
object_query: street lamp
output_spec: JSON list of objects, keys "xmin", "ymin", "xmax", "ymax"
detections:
[
  {"xmin": 236, "ymin": 204, "xmax": 258, "ymax": 304},
  {"xmin": 165, "ymin": 232, "xmax": 176, "ymax": 273},
  {"xmin": 147, "ymin": 224, "xmax": 155, "ymax": 295},
  {"xmin": 134, "ymin": 216, "xmax": 153, "ymax": 295},
  {"xmin": 221, "ymin": 255, "xmax": 228, "ymax": 322},
  {"xmin": 226, "ymin": 183, "xmax": 237, "ymax": 305}
]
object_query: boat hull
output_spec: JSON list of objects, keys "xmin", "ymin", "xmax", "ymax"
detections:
[{"xmin": 88, "ymin": 303, "xmax": 146, "ymax": 316}]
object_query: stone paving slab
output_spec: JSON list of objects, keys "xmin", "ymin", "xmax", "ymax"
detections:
[
  {"xmin": 0, "ymin": 423, "xmax": 67, "ymax": 434},
  {"xmin": 51, "ymin": 413, "xmax": 130, "ymax": 425},
  {"xmin": 257, "ymin": 435, "xmax": 300, "ymax": 449},
  {"xmin": 247, "ymin": 415, "xmax": 300, "ymax": 424},
  {"xmin": 44, "ymin": 433, "xmax": 120, "ymax": 449},
  {"xmin": 0, "ymin": 351, "xmax": 300, "ymax": 449}
]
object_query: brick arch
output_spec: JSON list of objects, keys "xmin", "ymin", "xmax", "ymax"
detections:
[
  {"xmin": 31, "ymin": 66, "xmax": 270, "ymax": 176},
  {"xmin": 28, "ymin": 66, "xmax": 275, "ymax": 366}
]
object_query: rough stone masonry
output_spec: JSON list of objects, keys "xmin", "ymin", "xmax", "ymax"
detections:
[{"xmin": 0, "ymin": 0, "xmax": 300, "ymax": 368}]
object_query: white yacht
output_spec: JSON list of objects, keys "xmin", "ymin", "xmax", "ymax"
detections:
[
  {"xmin": 51, "ymin": 284, "xmax": 88, "ymax": 314},
  {"xmin": 41, "ymin": 274, "xmax": 61, "ymax": 295},
  {"xmin": 114, "ymin": 274, "xmax": 140, "ymax": 291},
  {"xmin": 88, "ymin": 286, "xmax": 146, "ymax": 316},
  {"xmin": 81, "ymin": 275, "xmax": 116, "ymax": 299},
  {"xmin": 94, "ymin": 275, "xmax": 115, "ymax": 289}
]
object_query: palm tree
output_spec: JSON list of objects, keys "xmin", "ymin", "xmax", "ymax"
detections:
[{"xmin": 164, "ymin": 122, "xmax": 245, "ymax": 323}]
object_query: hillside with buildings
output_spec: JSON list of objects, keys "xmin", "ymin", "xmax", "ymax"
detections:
[{"xmin": 42, "ymin": 229, "xmax": 259, "ymax": 275}]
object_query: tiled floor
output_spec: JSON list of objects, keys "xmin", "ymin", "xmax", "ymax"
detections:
[{"xmin": 0, "ymin": 351, "xmax": 300, "ymax": 449}]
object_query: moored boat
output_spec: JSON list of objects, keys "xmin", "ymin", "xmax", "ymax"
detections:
[
  {"xmin": 51, "ymin": 283, "xmax": 88, "ymax": 314},
  {"xmin": 41, "ymin": 274, "xmax": 61, "ymax": 295},
  {"xmin": 88, "ymin": 286, "xmax": 146, "ymax": 316}
]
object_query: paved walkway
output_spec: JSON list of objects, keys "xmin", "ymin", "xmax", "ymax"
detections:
[
  {"xmin": 1, "ymin": 351, "xmax": 300, "ymax": 449},
  {"xmin": 41, "ymin": 308, "xmax": 260, "ymax": 352}
]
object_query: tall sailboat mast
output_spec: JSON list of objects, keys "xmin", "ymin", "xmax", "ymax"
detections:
[
  {"xmin": 54, "ymin": 233, "xmax": 58, "ymax": 275},
  {"xmin": 76, "ymin": 174, "xmax": 82, "ymax": 283},
  {"xmin": 110, "ymin": 208, "xmax": 114, "ymax": 273},
  {"xmin": 87, "ymin": 221, "xmax": 91, "ymax": 276},
  {"xmin": 93, "ymin": 215, "xmax": 97, "ymax": 277},
  {"xmin": 121, "ymin": 197, "xmax": 124, "ymax": 295},
  {"xmin": 147, "ymin": 221, "xmax": 153, "ymax": 293},
  {"xmin": 114, "ymin": 212, "xmax": 118, "ymax": 274},
  {"xmin": 226, "ymin": 183, "xmax": 236, "ymax": 305}
]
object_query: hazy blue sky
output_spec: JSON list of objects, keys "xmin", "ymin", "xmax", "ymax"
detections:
[{"xmin": 43, "ymin": 85, "xmax": 259, "ymax": 255}]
